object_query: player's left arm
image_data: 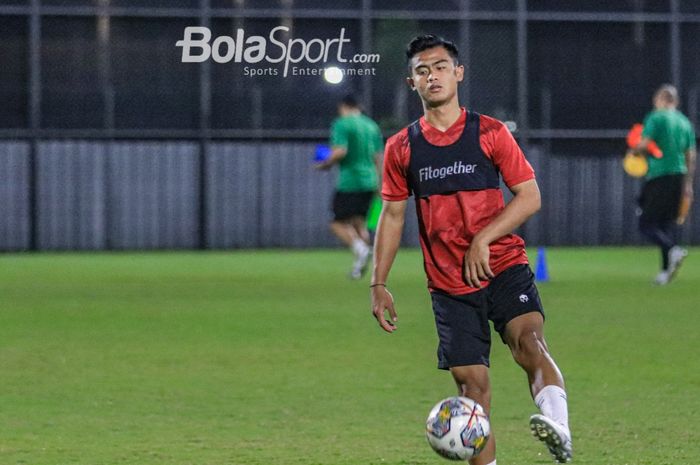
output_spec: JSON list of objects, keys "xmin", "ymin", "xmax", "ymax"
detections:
[
  {"xmin": 633, "ymin": 137, "xmax": 651, "ymax": 155},
  {"xmin": 633, "ymin": 114, "xmax": 659, "ymax": 157},
  {"xmin": 464, "ymin": 179, "xmax": 541, "ymax": 288},
  {"xmin": 684, "ymin": 146, "xmax": 696, "ymax": 199},
  {"xmin": 632, "ymin": 136, "xmax": 663, "ymax": 159}
]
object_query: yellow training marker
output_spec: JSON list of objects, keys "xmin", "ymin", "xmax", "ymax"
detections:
[{"xmin": 622, "ymin": 152, "xmax": 648, "ymax": 178}]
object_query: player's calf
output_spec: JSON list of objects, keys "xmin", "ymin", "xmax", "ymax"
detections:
[{"xmin": 448, "ymin": 368, "xmax": 495, "ymax": 465}]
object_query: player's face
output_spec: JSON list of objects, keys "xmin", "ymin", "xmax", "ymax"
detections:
[{"xmin": 407, "ymin": 47, "xmax": 464, "ymax": 108}]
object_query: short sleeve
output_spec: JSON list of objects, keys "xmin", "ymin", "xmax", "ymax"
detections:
[
  {"xmin": 642, "ymin": 112, "xmax": 658, "ymax": 141},
  {"xmin": 485, "ymin": 121, "xmax": 535, "ymax": 188},
  {"xmin": 330, "ymin": 119, "xmax": 349, "ymax": 148},
  {"xmin": 381, "ymin": 131, "xmax": 410, "ymax": 201}
]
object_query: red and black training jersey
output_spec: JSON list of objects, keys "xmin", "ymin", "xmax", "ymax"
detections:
[{"xmin": 382, "ymin": 107, "xmax": 535, "ymax": 295}]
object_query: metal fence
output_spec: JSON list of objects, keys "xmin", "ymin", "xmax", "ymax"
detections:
[
  {"xmin": 1, "ymin": 2, "xmax": 698, "ymax": 251},
  {"xmin": 2, "ymin": 140, "xmax": 699, "ymax": 251},
  {"xmin": 1, "ymin": 1, "xmax": 699, "ymax": 141}
]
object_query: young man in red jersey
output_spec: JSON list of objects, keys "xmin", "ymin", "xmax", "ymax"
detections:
[{"xmin": 370, "ymin": 35, "xmax": 572, "ymax": 464}]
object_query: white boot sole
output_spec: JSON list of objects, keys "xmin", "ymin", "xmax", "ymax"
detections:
[{"xmin": 529, "ymin": 414, "xmax": 572, "ymax": 463}]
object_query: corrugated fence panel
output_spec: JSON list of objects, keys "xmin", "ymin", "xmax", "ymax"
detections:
[
  {"xmin": 547, "ymin": 154, "xmax": 568, "ymax": 245},
  {"xmin": 279, "ymin": 144, "xmax": 338, "ymax": 248},
  {"xmin": 0, "ymin": 142, "xmax": 30, "ymax": 250},
  {"xmin": 258, "ymin": 143, "xmax": 337, "ymax": 247},
  {"xmin": 203, "ymin": 141, "xmax": 420, "ymax": 249},
  {"xmin": 206, "ymin": 143, "xmax": 260, "ymax": 248},
  {"xmin": 577, "ymin": 157, "xmax": 600, "ymax": 245},
  {"xmin": 532, "ymin": 152, "xmax": 653, "ymax": 246},
  {"xmin": 679, "ymin": 175, "xmax": 700, "ymax": 244},
  {"xmin": 36, "ymin": 141, "xmax": 106, "ymax": 250},
  {"xmin": 549, "ymin": 151, "xmax": 700, "ymax": 247},
  {"xmin": 621, "ymin": 166, "xmax": 645, "ymax": 245},
  {"xmin": 2, "ymin": 140, "xmax": 699, "ymax": 251},
  {"xmin": 108, "ymin": 142, "xmax": 199, "ymax": 249},
  {"xmin": 598, "ymin": 157, "xmax": 625, "ymax": 245}
]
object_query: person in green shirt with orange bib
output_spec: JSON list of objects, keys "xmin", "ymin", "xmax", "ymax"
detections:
[
  {"xmin": 633, "ymin": 84, "xmax": 697, "ymax": 285},
  {"xmin": 316, "ymin": 95, "xmax": 383, "ymax": 279}
]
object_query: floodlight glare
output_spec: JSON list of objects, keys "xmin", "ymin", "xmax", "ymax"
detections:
[{"xmin": 324, "ymin": 66, "xmax": 344, "ymax": 84}]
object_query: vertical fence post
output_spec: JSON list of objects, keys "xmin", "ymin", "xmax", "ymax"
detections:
[
  {"xmin": 28, "ymin": 0, "xmax": 41, "ymax": 251},
  {"xmin": 98, "ymin": 0, "xmax": 113, "ymax": 249},
  {"xmin": 458, "ymin": 0, "xmax": 471, "ymax": 108},
  {"xmin": 198, "ymin": 0, "xmax": 212, "ymax": 249},
  {"xmin": 361, "ymin": 0, "xmax": 373, "ymax": 113},
  {"xmin": 516, "ymin": 0, "xmax": 529, "ymax": 149},
  {"xmin": 670, "ymin": 0, "xmax": 681, "ymax": 89}
]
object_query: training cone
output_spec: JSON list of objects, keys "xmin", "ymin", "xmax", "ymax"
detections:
[{"xmin": 535, "ymin": 247, "xmax": 549, "ymax": 282}]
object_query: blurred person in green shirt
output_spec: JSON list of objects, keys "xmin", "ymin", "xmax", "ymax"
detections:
[
  {"xmin": 316, "ymin": 95, "xmax": 383, "ymax": 279},
  {"xmin": 633, "ymin": 84, "xmax": 697, "ymax": 285}
]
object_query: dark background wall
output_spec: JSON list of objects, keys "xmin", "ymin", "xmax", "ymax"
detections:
[{"xmin": 1, "ymin": 1, "xmax": 698, "ymax": 250}]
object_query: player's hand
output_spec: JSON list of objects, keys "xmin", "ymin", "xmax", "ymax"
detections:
[
  {"xmin": 370, "ymin": 286, "xmax": 398, "ymax": 333},
  {"xmin": 464, "ymin": 238, "xmax": 494, "ymax": 289},
  {"xmin": 314, "ymin": 161, "xmax": 332, "ymax": 171}
]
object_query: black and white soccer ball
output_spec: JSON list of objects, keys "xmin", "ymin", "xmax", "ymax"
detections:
[{"xmin": 425, "ymin": 396, "xmax": 491, "ymax": 461}]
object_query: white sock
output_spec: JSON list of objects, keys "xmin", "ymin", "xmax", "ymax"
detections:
[
  {"xmin": 484, "ymin": 461, "xmax": 497, "ymax": 465},
  {"xmin": 535, "ymin": 385, "xmax": 570, "ymax": 436},
  {"xmin": 351, "ymin": 239, "xmax": 368, "ymax": 255}
]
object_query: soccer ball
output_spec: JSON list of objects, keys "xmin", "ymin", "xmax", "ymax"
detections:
[{"xmin": 425, "ymin": 396, "xmax": 491, "ymax": 461}]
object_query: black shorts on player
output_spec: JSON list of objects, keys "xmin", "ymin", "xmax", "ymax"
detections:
[
  {"xmin": 332, "ymin": 190, "xmax": 374, "ymax": 221},
  {"xmin": 638, "ymin": 173, "xmax": 684, "ymax": 224},
  {"xmin": 430, "ymin": 264, "xmax": 545, "ymax": 369}
]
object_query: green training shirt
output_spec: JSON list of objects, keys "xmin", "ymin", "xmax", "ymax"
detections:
[
  {"xmin": 642, "ymin": 109, "xmax": 696, "ymax": 180},
  {"xmin": 330, "ymin": 113, "xmax": 382, "ymax": 192}
]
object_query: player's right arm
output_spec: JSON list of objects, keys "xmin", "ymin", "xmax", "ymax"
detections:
[
  {"xmin": 316, "ymin": 119, "xmax": 349, "ymax": 170},
  {"xmin": 371, "ymin": 199, "xmax": 406, "ymax": 333},
  {"xmin": 370, "ymin": 130, "xmax": 410, "ymax": 333}
]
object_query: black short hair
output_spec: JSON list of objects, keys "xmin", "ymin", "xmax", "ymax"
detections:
[
  {"xmin": 406, "ymin": 34, "xmax": 459, "ymax": 68},
  {"xmin": 340, "ymin": 94, "xmax": 360, "ymax": 108}
]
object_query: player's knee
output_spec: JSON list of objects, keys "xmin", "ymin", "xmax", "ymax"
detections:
[
  {"xmin": 455, "ymin": 376, "xmax": 491, "ymax": 409},
  {"xmin": 459, "ymin": 383, "xmax": 491, "ymax": 411},
  {"xmin": 511, "ymin": 331, "xmax": 547, "ymax": 367}
]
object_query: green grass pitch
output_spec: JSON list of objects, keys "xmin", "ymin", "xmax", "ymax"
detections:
[{"xmin": 1, "ymin": 248, "xmax": 699, "ymax": 465}]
